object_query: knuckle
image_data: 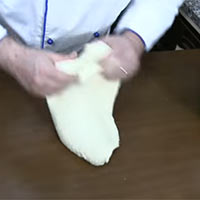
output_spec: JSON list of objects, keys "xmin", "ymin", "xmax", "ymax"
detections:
[{"xmin": 32, "ymin": 75, "xmax": 42, "ymax": 86}]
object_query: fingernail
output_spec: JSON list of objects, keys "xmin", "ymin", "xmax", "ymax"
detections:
[
  {"xmin": 70, "ymin": 75, "xmax": 79, "ymax": 82},
  {"xmin": 69, "ymin": 51, "xmax": 77, "ymax": 59}
]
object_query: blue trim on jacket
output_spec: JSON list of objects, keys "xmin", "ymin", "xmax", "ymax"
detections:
[{"xmin": 41, "ymin": 0, "xmax": 48, "ymax": 48}]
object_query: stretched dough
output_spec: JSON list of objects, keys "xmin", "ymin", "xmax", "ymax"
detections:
[{"xmin": 47, "ymin": 41, "xmax": 120, "ymax": 166}]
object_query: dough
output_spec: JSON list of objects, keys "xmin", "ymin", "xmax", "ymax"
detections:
[{"xmin": 46, "ymin": 41, "xmax": 120, "ymax": 166}]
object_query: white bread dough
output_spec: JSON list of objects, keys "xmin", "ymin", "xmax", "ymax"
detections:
[{"xmin": 47, "ymin": 41, "xmax": 120, "ymax": 166}]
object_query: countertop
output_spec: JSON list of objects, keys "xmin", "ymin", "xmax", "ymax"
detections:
[
  {"xmin": 1, "ymin": 50, "xmax": 200, "ymax": 199},
  {"xmin": 181, "ymin": 0, "xmax": 200, "ymax": 31}
]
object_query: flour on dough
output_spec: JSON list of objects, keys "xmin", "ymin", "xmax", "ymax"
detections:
[{"xmin": 46, "ymin": 41, "xmax": 120, "ymax": 166}]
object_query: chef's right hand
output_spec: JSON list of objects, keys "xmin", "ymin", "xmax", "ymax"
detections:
[{"xmin": 0, "ymin": 37, "xmax": 77, "ymax": 97}]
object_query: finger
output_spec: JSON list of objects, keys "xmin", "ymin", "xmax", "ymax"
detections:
[
  {"xmin": 42, "ymin": 82, "xmax": 68, "ymax": 96},
  {"xmin": 61, "ymin": 51, "xmax": 78, "ymax": 60},
  {"xmin": 44, "ymin": 77, "xmax": 79, "ymax": 95},
  {"xmin": 46, "ymin": 68, "xmax": 79, "ymax": 84},
  {"xmin": 47, "ymin": 51, "xmax": 78, "ymax": 62},
  {"xmin": 46, "ymin": 80, "xmax": 75, "ymax": 95},
  {"xmin": 31, "ymin": 77, "xmax": 77, "ymax": 97}
]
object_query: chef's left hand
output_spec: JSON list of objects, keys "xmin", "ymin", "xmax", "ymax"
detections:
[{"xmin": 100, "ymin": 31, "xmax": 145, "ymax": 80}]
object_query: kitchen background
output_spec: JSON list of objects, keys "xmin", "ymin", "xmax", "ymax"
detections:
[{"xmin": 152, "ymin": 0, "xmax": 200, "ymax": 51}]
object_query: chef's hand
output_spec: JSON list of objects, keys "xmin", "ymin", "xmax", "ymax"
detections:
[
  {"xmin": 0, "ymin": 37, "xmax": 77, "ymax": 97},
  {"xmin": 100, "ymin": 30, "xmax": 145, "ymax": 80}
]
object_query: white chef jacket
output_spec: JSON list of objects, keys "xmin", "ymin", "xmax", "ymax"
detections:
[{"xmin": 0, "ymin": 0, "xmax": 184, "ymax": 52}]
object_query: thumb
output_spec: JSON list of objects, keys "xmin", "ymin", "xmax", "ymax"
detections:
[{"xmin": 47, "ymin": 51, "xmax": 78, "ymax": 62}]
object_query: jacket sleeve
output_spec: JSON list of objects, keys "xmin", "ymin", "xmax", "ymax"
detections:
[
  {"xmin": 0, "ymin": 24, "xmax": 7, "ymax": 42},
  {"xmin": 115, "ymin": 0, "xmax": 184, "ymax": 51}
]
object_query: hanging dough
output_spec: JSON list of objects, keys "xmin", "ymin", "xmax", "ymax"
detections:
[{"xmin": 47, "ymin": 41, "xmax": 120, "ymax": 166}]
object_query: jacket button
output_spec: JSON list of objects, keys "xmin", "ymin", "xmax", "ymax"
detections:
[
  {"xmin": 93, "ymin": 32, "xmax": 100, "ymax": 38},
  {"xmin": 47, "ymin": 38, "xmax": 54, "ymax": 45}
]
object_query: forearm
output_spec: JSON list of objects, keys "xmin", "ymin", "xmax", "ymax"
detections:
[
  {"xmin": 0, "ymin": 36, "xmax": 26, "ymax": 74},
  {"xmin": 115, "ymin": 0, "xmax": 184, "ymax": 51}
]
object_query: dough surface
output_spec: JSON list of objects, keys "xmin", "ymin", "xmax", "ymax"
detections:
[{"xmin": 47, "ymin": 41, "xmax": 120, "ymax": 166}]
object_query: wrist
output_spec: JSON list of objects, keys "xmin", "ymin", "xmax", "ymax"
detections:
[{"xmin": 122, "ymin": 30, "xmax": 145, "ymax": 57}]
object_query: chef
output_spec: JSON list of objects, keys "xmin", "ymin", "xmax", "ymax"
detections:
[{"xmin": 0, "ymin": 0, "xmax": 184, "ymax": 97}]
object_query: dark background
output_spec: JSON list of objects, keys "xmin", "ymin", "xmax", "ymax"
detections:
[{"xmin": 152, "ymin": 14, "xmax": 200, "ymax": 51}]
